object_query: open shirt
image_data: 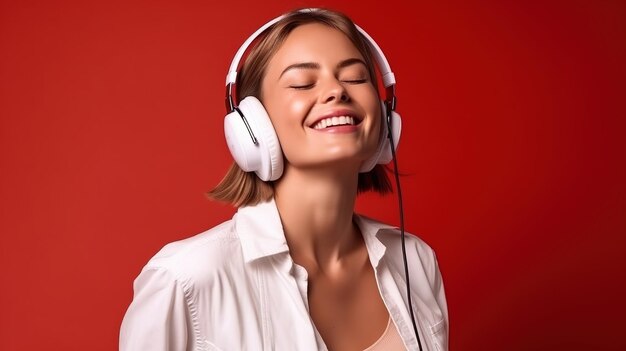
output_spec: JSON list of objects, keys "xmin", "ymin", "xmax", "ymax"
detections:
[{"xmin": 120, "ymin": 199, "xmax": 448, "ymax": 350}]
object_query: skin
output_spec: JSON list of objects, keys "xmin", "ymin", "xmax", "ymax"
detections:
[{"xmin": 261, "ymin": 23, "xmax": 390, "ymax": 351}]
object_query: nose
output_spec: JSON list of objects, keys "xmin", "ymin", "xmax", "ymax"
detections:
[{"xmin": 321, "ymin": 78, "xmax": 350, "ymax": 104}]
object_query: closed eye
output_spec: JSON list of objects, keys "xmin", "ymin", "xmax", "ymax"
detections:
[
  {"xmin": 342, "ymin": 79, "xmax": 367, "ymax": 84},
  {"xmin": 289, "ymin": 83, "xmax": 315, "ymax": 90}
]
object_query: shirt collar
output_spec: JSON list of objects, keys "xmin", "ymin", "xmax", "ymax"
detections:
[
  {"xmin": 235, "ymin": 198, "xmax": 290, "ymax": 263},
  {"xmin": 353, "ymin": 214, "xmax": 398, "ymax": 267},
  {"xmin": 235, "ymin": 198, "xmax": 398, "ymax": 266}
]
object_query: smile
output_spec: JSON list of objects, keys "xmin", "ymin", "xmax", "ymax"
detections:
[{"xmin": 312, "ymin": 116, "xmax": 357, "ymax": 130}]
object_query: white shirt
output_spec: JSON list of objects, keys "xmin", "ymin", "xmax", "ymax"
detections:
[{"xmin": 120, "ymin": 199, "xmax": 449, "ymax": 351}]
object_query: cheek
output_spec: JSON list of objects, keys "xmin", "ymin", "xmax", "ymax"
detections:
[
  {"xmin": 284, "ymin": 98, "xmax": 309, "ymax": 121},
  {"xmin": 363, "ymin": 101, "xmax": 385, "ymax": 157},
  {"xmin": 269, "ymin": 92, "xmax": 309, "ymax": 127},
  {"xmin": 266, "ymin": 95, "xmax": 310, "ymax": 150},
  {"xmin": 367, "ymin": 96, "xmax": 383, "ymax": 139},
  {"xmin": 367, "ymin": 117, "xmax": 382, "ymax": 154}
]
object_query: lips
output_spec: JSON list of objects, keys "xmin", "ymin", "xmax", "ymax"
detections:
[{"xmin": 308, "ymin": 110, "xmax": 362, "ymax": 130}]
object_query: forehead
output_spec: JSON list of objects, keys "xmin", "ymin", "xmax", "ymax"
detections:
[{"xmin": 266, "ymin": 23, "xmax": 364, "ymax": 72}]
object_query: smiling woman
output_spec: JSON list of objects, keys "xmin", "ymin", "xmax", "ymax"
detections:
[
  {"xmin": 120, "ymin": 8, "xmax": 448, "ymax": 351},
  {"xmin": 210, "ymin": 12, "xmax": 394, "ymax": 208},
  {"xmin": 261, "ymin": 23, "xmax": 381, "ymax": 176}
]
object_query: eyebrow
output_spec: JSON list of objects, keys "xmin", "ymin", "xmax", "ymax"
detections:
[{"xmin": 279, "ymin": 58, "xmax": 367, "ymax": 79}]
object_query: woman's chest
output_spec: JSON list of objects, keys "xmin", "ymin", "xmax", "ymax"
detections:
[
  {"xmin": 191, "ymin": 258, "xmax": 444, "ymax": 351},
  {"xmin": 306, "ymin": 265, "xmax": 393, "ymax": 351}
]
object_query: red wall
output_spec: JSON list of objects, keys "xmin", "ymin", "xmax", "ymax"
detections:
[{"xmin": 1, "ymin": 1, "xmax": 624, "ymax": 350}]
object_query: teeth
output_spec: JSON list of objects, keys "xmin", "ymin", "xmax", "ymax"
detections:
[{"xmin": 313, "ymin": 116, "xmax": 356, "ymax": 129}]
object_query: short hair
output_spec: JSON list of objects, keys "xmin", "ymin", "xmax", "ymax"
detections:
[{"xmin": 207, "ymin": 8, "xmax": 392, "ymax": 207}]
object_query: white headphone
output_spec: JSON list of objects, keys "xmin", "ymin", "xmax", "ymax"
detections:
[{"xmin": 223, "ymin": 8, "xmax": 401, "ymax": 181}]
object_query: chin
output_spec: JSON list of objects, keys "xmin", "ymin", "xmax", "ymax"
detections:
[{"xmin": 290, "ymin": 154, "xmax": 369, "ymax": 172}]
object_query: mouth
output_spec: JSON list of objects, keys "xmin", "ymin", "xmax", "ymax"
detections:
[
  {"xmin": 309, "ymin": 111, "xmax": 363, "ymax": 130},
  {"xmin": 312, "ymin": 116, "xmax": 358, "ymax": 129}
]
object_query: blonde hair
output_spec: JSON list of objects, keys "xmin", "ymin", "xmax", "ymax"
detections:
[{"xmin": 208, "ymin": 8, "xmax": 392, "ymax": 207}]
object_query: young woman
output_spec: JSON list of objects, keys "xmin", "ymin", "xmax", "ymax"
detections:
[{"xmin": 120, "ymin": 8, "xmax": 448, "ymax": 351}]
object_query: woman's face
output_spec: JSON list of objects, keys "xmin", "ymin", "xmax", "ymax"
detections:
[{"xmin": 261, "ymin": 23, "xmax": 381, "ymax": 172}]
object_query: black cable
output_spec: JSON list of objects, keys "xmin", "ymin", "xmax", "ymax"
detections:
[{"xmin": 386, "ymin": 109, "xmax": 423, "ymax": 351}]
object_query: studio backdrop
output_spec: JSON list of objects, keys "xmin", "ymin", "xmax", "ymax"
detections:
[{"xmin": 0, "ymin": 0, "xmax": 624, "ymax": 350}]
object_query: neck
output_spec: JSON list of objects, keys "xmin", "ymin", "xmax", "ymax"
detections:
[{"xmin": 274, "ymin": 165, "xmax": 361, "ymax": 273}]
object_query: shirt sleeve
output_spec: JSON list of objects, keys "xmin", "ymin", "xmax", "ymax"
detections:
[
  {"xmin": 431, "ymin": 251, "xmax": 448, "ymax": 322},
  {"xmin": 431, "ymin": 250, "xmax": 449, "ymax": 349},
  {"xmin": 120, "ymin": 267, "xmax": 191, "ymax": 351}
]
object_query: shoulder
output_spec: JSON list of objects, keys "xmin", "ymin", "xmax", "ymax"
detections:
[
  {"xmin": 121, "ymin": 222, "xmax": 245, "ymax": 350},
  {"xmin": 140, "ymin": 219, "xmax": 244, "ymax": 285}
]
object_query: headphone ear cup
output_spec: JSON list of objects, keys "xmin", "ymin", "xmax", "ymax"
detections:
[
  {"xmin": 223, "ymin": 96, "xmax": 283, "ymax": 181},
  {"xmin": 377, "ymin": 110, "xmax": 401, "ymax": 165},
  {"xmin": 359, "ymin": 101, "xmax": 402, "ymax": 173}
]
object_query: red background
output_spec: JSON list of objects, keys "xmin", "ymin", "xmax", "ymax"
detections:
[{"xmin": 1, "ymin": 0, "xmax": 625, "ymax": 350}]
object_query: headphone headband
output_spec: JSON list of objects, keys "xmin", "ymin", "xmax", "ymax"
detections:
[{"xmin": 225, "ymin": 8, "xmax": 396, "ymax": 111}]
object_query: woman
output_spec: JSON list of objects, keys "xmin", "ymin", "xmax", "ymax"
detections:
[{"xmin": 120, "ymin": 8, "xmax": 448, "ymax": 351}]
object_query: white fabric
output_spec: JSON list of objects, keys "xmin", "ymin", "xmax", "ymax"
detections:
[{"xmin": 120, "ymin": 199, "xmax": 448, "ymax": 351}]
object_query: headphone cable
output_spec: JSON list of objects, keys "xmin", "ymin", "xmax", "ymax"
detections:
[{"xmin": 386, "ymin": 111, "xmax": 423, "ymax": 351}]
